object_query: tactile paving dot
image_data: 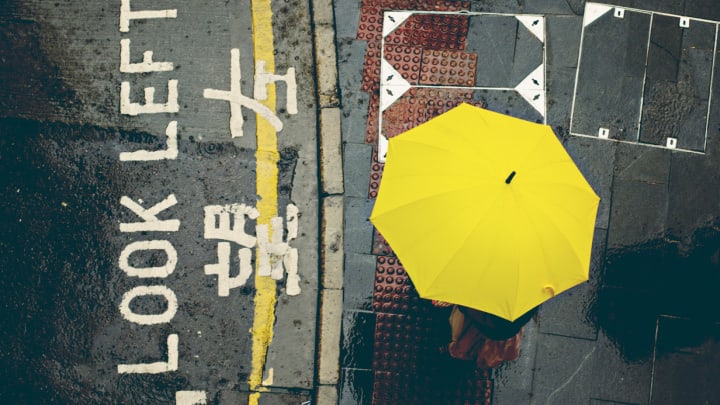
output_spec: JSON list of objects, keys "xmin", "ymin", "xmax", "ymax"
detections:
[
  {"xmin": 420, "ymin": 49, "xmax": 477, "ymax": 86},
  {"xmin": 372, "ymin": 255, "xmax": 424, "ymax": 315},
  {"xmin": 373, "ymin": 313, "xmax": 437, "ymax": 371},
  {"xmin": 357, "ymin": 3, "xmax": 383, "ymax": 41},
  {"xmin": 368, "ymin": 151, "xmax": 384, "ymax": 200},
  {"xmin": 372, "ymin": 362, "xmax": 493, "ymax": 405},
  {"xmin": 381, "ymin": 95, "xmax": 424, "ymax": 139},
  {"xmin": 362, "ymin": 41, "xmax": 382, "ymax": 93},
  {"xmin": 387, "ymin": 14, "xmax": 470, "ymax": 50},
  {"xmin": 383, "ymin": 44, "xmax": 422, "ymax": 84},
  {"xmin": 365, "ymin": 92, "xmax": 380, "ymax": 144}
]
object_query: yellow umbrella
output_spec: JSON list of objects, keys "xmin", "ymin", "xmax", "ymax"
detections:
[{"xmin": 370, "ymin": 103, "xmax": 600, "ymax": 321}]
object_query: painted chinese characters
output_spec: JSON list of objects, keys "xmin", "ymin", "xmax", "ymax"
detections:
[
  {"xmin": 204, "ymin": 204, "xmax": 301, "ymax": 296},
  {"xmin": 204, "ymin": 48, "xmax": 298, "ymax": 137}
]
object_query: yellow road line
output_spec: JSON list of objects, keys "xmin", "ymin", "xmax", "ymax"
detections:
[{"xmin": 249, "ymin": 0, "xmax": 278, "ymax": 402}]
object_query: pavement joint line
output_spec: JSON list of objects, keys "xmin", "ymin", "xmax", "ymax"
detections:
[{"xmin": 312, "ymin": 0, "xmax": 344, "ymax": 404}]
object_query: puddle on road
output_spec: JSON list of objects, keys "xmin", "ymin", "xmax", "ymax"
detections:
[{"xmin": 588, "ymin": 223, "xmax": 720, "ymax": 361}]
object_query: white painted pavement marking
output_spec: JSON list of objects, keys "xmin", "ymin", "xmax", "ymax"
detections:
[
  {"xmin": 203, "ymin": 48, "xmax": 297, "ymax": 138},
  {"xmin": 571, "ymin": 3, "xmax": 719, "ymax": 154},
  {"xmin": 121, "ymin": 80, "xmax": 179, "ymax": 115},
  {"xmin": 377, "ymin": 11, "xmax": 547, "ymax": 162},
  {"xmin": 120, "ymin": 38, "xmax": 174, "ymax": 73},
  {"xmin": 119, "ymin": 0, "xmax": 177, "ymax": 33},
  {"xmin": 117, "ymin": 334, "xmax": 179, "ymax": 374}
]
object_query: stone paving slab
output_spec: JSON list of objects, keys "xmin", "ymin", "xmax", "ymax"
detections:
[{"xmin": 651, "ymin": 316, "xmax": 720, "ymax": 404}]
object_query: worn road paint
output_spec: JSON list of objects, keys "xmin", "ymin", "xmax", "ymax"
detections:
[{"xmin": 249, "ymin": 0, "xmax": 279, "ymax": 401}]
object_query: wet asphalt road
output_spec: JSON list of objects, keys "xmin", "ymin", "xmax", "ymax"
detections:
[{"xmin": 1, "ymin": 0, "xmax": 318, "ymax": 402}]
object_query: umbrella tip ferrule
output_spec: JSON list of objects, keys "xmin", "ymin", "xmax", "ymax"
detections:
[{"xmin": 505, "ymin": 171, "xmax": 517, "ymax": 184}]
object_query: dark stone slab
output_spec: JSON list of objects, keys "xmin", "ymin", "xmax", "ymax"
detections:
[
  {"xmin": 547, "ymin": 66, "xmax": 578, "ymax": 129},
  {"xmin": 667, "ymin": 151, "xmax": 720, "ymax": 243},
  {"xmin": 588, "ymin": 330, "xmax": 652, "ymax": 404},
  {"xmin": 509, "ymin": 19, "xmax": 544, "ymax": 87},
  {"xmin": 532, "ymin": 333, "xmax": 595, "ymax": 404},
  {"xmin": 538, "ymin": 228, "xmax": 605, "ymax": 340},
  {"xmin": 685, "ymin": 0, "xmax": 720, "ymax": 21},
  {"xmin": 470, "ymin": 1, "xmax": 523, "ymax": 13},
  {"xmin": 343, "ymin": 142, "xmax": 373, "ymax": 198},
  {"xmin": 587, "ymin": 286, "xmax": 657, "ymax": 361},
  {"xmin": 646, "ymin": 15, "xmax": 683, "ymax": 83},
  {"xmin": 343, "ymin": 253, "xmax": 377, "ymax": 312},
  {"xmin": 564, "ymin": 135, "xmax": 616, "ymax": 229},
  {"xmin": 546, "ymin": 15, "xmax": 582, "ymax": 68},
  {"xmin": 465, "ymin": 15, "xmax": 517, "ymax": 88},
  {"xmin": 613, "ymin": 143, "xmax": 671, "ymax": 184},
  {"xmin": 606, "ymin": 177, "xmax": 668, "ymax": 248},
  {"xmin": 340, "ymin": 310, "xmax": 376, "ymax": 369},
  {"xmin": 651, "ymin": 317, "xmax": 720, "ymax": 404},
  {"xmin": 466, "ymin": 14, "xmax": 543, "ymax": 89},
  {"xmin": 622, "ymin": 0, "xmax": 684, "ymax": 15},
  {"xmin": 600, "ymin": 225, "xmax": 720, "ymax": 322},
  {"xmin": 344, "ymin": 197, "xmax": 375, "ymax": 254},
  {"xmin": 638, "ymin": 17, "xmax": 715, "ymax": 151},
  {"xmin": 472, "ymin": 89, "xmax": 544, "ymax": 124},
  {"xmin": 588, "ymin": 399, "xmax": 637, "ymax": 404},
  {"xmin": 523, "ymin": 0, "xmax": 575, "ymax": 14},
  {"xmin": 339, "ymin": 368, "xmax": 374, "ymax": 405},
  {"xmin": 670, "ymin": 97, "xmax": 711, "ymax": 152},
  {"xmin": 571, "ymin": 10, "xmax": 650, "ymax": 140},
  {"xmin": 491, "ymin": 319, "xmax": 538, "ymax": 405},
  {"xmin": 337, "ymin": 39, "xmax": 371, "ymax": 145}
]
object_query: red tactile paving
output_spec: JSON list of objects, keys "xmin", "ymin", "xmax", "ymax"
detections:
[
  {"xmin": 365, "ymin": 92, "xmax": 380, "ymax": 144},
  {"xmin": 357, "ymin": 0, "xmax": 467, "ymax": 43},
  {"xmin": 356, "ymin": 1, "xmax": 384, "ymax": 42},
  {"xmin": 420, "ymin": 49, "xmax": 477, "ymax": 86},
  {"xmin": 372, "ymin": 255, "xmax": 428, "ymax": 315},
  {"xmin": 357, "ymin": 0, "xmax": 472, "ymax": 85},
  {"xmin": 372, "ymin": 229, "xmax": 394, "ymax": 256},
  {"xmin": 383, "ymin": 44, "xmax": 423, "ymax": 84},
  {"xmin": 373, "ymin": 369, "xmax": 493, "ymax": 405},
  {"xmin": 373, "ymin": 313, "xmax": 437, "ymax": 371},
  {"xmin": 362, "ymin": 41, "xmax": 382, "ymax": 93},
  {"xmin": 386, "ymin": 14, "xmax": 469, "ymax": 51},
  {"xmin": 380, "ymin": 90, "xmax": 424, "ymax": 139},
  {"xmin": 379, "ymin": 87, "xmax": 487, "ymax": 139},
  {"xmin": 360, "ymin": 0, "xmax": 470, "ymax": 13},
  {"xmin": 368, "ymin": 150, "xmax": 384, "ymax": 199}
]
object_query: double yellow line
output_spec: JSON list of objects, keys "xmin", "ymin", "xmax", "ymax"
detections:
[{"xmin": 249, "ymin": 0, "xmax": 279, "ymax": 402}]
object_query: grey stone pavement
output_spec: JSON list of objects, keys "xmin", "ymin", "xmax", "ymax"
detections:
[{"xmin": 321, "ymin": 0, "xmax": 720, "ymax": 404}]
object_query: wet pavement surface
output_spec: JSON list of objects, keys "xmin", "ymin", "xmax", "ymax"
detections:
[
  {"xmin": 1, "ymin": 0, "xmax": 318, "ymax": 402},
  {"xmin": 2, "ymin": 0, "xmax": 720, "ymax": 403},
  {"xmin": 337, "ymin": 0, "xmax": 720, "ymax": 404}
]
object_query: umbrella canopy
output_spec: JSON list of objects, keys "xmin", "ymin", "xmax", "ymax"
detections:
[{"xmin": 370, "ymin": 103, "xmax": 600, "ymax": 321}]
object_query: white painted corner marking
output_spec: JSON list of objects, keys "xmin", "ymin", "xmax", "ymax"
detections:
[
  {"xmin": 382, "ymin": 11, "xmax": 413, "ymax": 37},
  {"xmin": 584, "ymin": 3, "xmax": 613, "ymax": 28},
  {"xmin": 516, "ymin": 15, "xmax": 544, "ymax": 43},
  {"xmin": 514, "ymin": 64, "xmax": 546, "ymax": 118},
  {"xmin": 380, "ymin": 59, "xmax": 411, "ymax": 112}
]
